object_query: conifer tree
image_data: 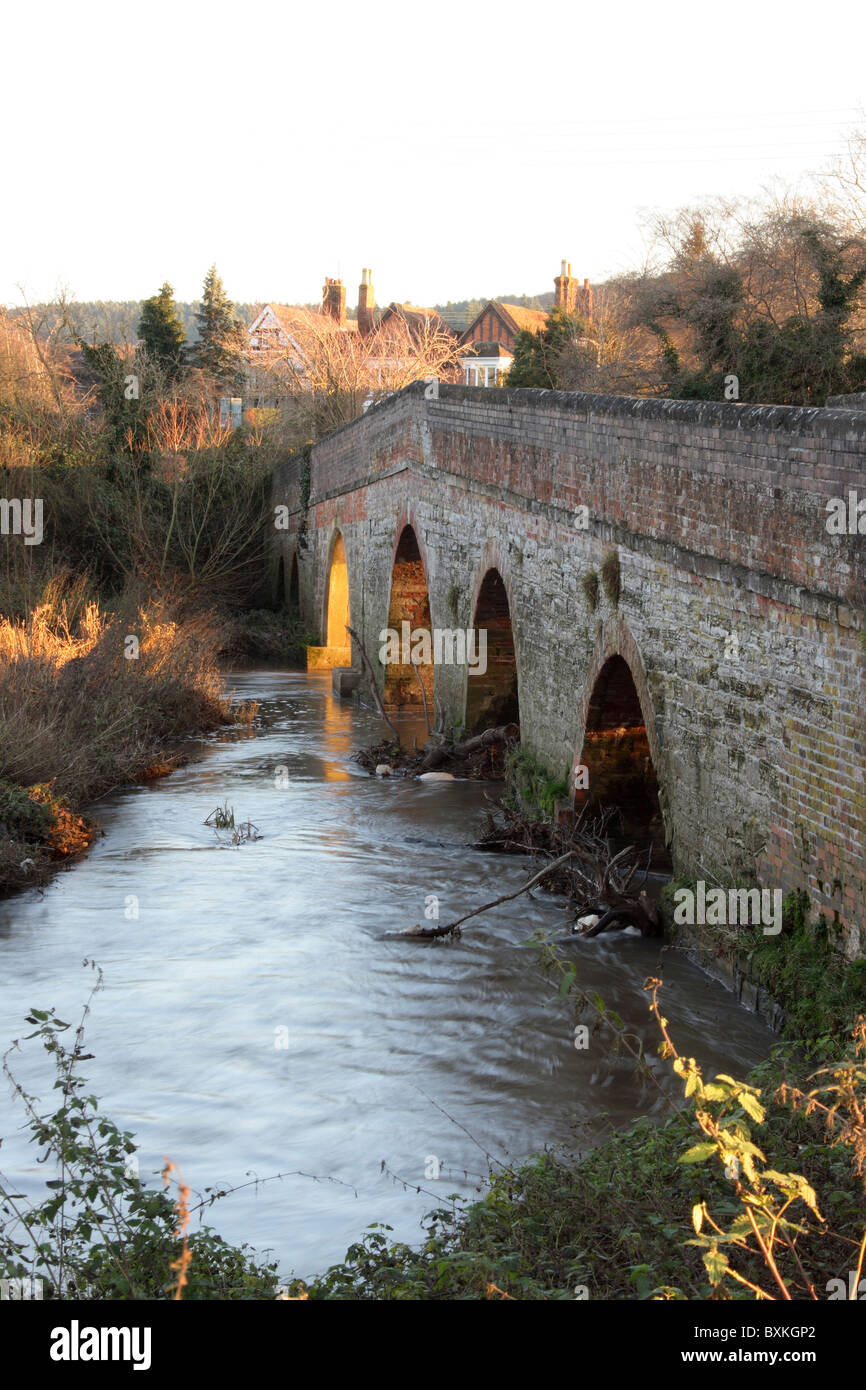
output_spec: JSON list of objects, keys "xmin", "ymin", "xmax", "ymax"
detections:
[
  {"xmin": 507, "ymin": 306, "xmax": 584, "ymax": 388},
  {"xmin": 192, "ymin": 265, "xmax": 247, "ymax": 392},
  {"xmin": 137, "ymin": 282, "xmax": 186, "ymax": 379}
]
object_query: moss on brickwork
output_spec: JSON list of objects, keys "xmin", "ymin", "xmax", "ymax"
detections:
[
  {"xmin": 504, "ymin": 748, "xmax": 569, "ymax": 820},
  {"xmin": 742, "ymin": 892, "xmax": 866, "ymax": 1056},
  {"xmin": 600, "ymin": 550, "xmax": 621, "ymax": 606},
  {"xmin": 581, "ymin": 570, "xmax": 599, "ymax": 610}
]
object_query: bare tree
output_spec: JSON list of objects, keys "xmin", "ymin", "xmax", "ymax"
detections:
[
  {"xmin": 0, "ymin": 293, "xmax": 91, "ymax": 468},
  {"xmin": 248, "ymin": 308, "xmax": 463, "ymax": 443},
  {"xmin": 555, "ymin": 279, "xmax": 663, "ymax": 396},
  {"xmin": 0, "ymin": 308, "xmax": 54, "ymax": 413},
  {"xmin": 819, "ymin": 125, "xmax": 866, "ymax": 237}
]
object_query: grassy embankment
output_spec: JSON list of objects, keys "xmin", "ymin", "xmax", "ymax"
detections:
[{"xmin": 0, "ymin": 575, "xmax": 260, "ymax": 894}]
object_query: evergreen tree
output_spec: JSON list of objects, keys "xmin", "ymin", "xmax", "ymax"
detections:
[
  {"xmin": 507, "ymin": 307, "xmax": 585, "ymax": 388},
  {"xmin": 137, "ymin": 283, "xmax": 186, "ymax": 378},
  {"xmin": 192, "ymin": 265, "xmax": 247, "ymax": 392},
  {"xmin": 78, "ymin": 340, "xmax": 143, "ymax": 452}
]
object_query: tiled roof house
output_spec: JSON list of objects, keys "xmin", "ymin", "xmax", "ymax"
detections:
[{"xmin": 459, "ymin": 262, "xmax": 593, "ymax": 385}]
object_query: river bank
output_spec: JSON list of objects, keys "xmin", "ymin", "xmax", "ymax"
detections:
[{"xmin": 0, "ymin": 588, "xmax": 267, "ymax": 897}]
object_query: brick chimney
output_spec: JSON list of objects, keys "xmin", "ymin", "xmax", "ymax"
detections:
[
  {"xmin": 581, "ymin": 276, "xmax": 594, "ymax": 325},
  {"xmin": 554, "ymin": 259, "xmax": 578, "ymax": 315},
  {"xmin": 322, "ymin": 276, "xmax": 346, "ymax": 326},
  {"xmin": 357, "ymin": 268, "xmax": 375, "ymax": 335}
]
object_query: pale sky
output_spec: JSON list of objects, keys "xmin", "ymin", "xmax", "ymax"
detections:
[{"xmin": 2, "ymin": 0, "xmax": 864, "ymax": 311}]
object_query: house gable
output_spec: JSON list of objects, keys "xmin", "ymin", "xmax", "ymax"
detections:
[
  {"xmin": 460, "ymin": 300, "xmax": 547, "ymax": 354},
  {"xmin": 248, "ymin": 305, "xmax": 300, "ymax": 352}
]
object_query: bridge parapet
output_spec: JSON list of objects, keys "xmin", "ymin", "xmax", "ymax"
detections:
[{"xmin": 305, "ymin": 382, "xmax": 866, "ymax": 608}]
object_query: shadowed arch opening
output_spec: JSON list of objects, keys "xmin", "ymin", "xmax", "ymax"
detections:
[
  {"xmin": 275, "ymin": 554, "xmax": 285, "ymax": 609},
  {"xmin": 465, "ymin": 568, "xmax": 519, "ymax": 735},
  {"xmin": 575, "ymin": 654, "xmax": 666, "ymax": 856},
  {"xmin": 384, "ymin": 525, "xmax": 434, "ymax": 709},
  {"xmin": 326, "ymin": 534, "xmax": 350, "ymax": 649},
  {"xmin": 289, "ymin": 551, "xmax": 300, "ymax": 614}
]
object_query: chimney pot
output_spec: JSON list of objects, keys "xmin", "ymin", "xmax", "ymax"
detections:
[
  {"xmin": 322, "ymin": 276, "xmax": 346, "ymax": 325},
  {"xmin": 358, "ymin": 267, "xmax": 375, "ymax": 335},
  {"xmin": 554, "ymin": 259, "xmax": 578, "ymax": 315}
]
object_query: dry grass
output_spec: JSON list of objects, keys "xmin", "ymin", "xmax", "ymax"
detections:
[{"xmin": 0, "ymin": 575, "xmax": 254, "ymax": 891}]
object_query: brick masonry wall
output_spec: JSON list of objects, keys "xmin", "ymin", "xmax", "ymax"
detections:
[{"xmin": 271, "ymin": 383, "xmax": 866, "ymax": 957}]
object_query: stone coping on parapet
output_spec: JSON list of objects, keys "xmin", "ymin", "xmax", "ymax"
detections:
[
  {"xmin": 392, "ymin": 379, "xmax": 866, "ymax": 439},
  {"xmin": 286, "ymin": 381, "xmax": 866, "ymax": 470}
]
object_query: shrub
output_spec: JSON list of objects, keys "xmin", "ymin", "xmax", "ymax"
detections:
[
  {"xmin": 0, "ymin": 577, "xmax": 255, "ymax": 893},
  {"xmin": 0, "ymin": 578, "xmax": 243, "ymax": 802}
]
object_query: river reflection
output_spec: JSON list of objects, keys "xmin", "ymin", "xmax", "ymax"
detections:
[{"xmin": 0, "ymin": 671, "xmax": 775, "ymax": 1280}]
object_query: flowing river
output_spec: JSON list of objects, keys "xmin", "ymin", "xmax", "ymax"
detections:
[{"xmin": 0, "ymin": 671, "xmax": 775, "ymax": 1281}]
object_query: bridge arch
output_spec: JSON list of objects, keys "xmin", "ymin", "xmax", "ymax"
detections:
[
  {"xmin": 574, "ymin": 620, "xmax": 668, "ymax": 857},
  {"xmin": 324, "ymin": 529, "xmax": 351, "ymax": 653},
  {"xmin": 465, "ymin": 564, "xmax": 520, "ymax": 735},
  {"xmin": 383, "ymin": 522, "xmax": 434, "ymax": 709}
]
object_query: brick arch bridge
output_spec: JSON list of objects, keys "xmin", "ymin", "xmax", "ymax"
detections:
[{"xmin": 270, "ymin": 382, "xmax": 866, "ymax": 955}]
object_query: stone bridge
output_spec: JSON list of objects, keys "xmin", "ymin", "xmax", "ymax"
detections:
[{"xmin": 270, "ymin": 382, "xmax": 866, "ymax": 954}]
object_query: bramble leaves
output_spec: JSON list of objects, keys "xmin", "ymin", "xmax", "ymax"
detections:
[{"xmin": 680, "ymin": 1144, "xmax": 717, "ymax": 1164}]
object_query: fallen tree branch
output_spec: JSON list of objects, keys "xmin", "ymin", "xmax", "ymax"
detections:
[
  {"xmin": 419, "ymin": 722, "xmax": 518, "ymax": 771},
  {"xmin": 399, "ymin": 849, "xmax": 579, "ymax": 939},
  {"xmin": 346, "ymin": 624, "xmax": 401, "ymax": 745},
  {"xmin": 410, "ymin": 653, "xmax": 433, "ymax": 737}
]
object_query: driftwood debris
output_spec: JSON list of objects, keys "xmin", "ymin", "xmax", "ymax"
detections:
[
  {"xmin": 355, "ymin": 723, "xmax": 518, "ymax": 781},
  {"xmin": 418, "ymin": 723, "xmax": 518, "ymax": 773},
  {"xmin": 345, "ymin": 622, "xmax": 516, "ymax": 779},
  {"xmin": 476, "ymin": 797, "xmax": 662, "ymax": 937},
  {"xmin": 576, "ymin": 888, "xmax": 660, "ymax": 937},
  {"xmin": 395, "ymin": 850, "xmax": 580, "ymax": 940},
  {"xmin": 565, "ymin": 840, "xmax": 660, "ymax": 936}
]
